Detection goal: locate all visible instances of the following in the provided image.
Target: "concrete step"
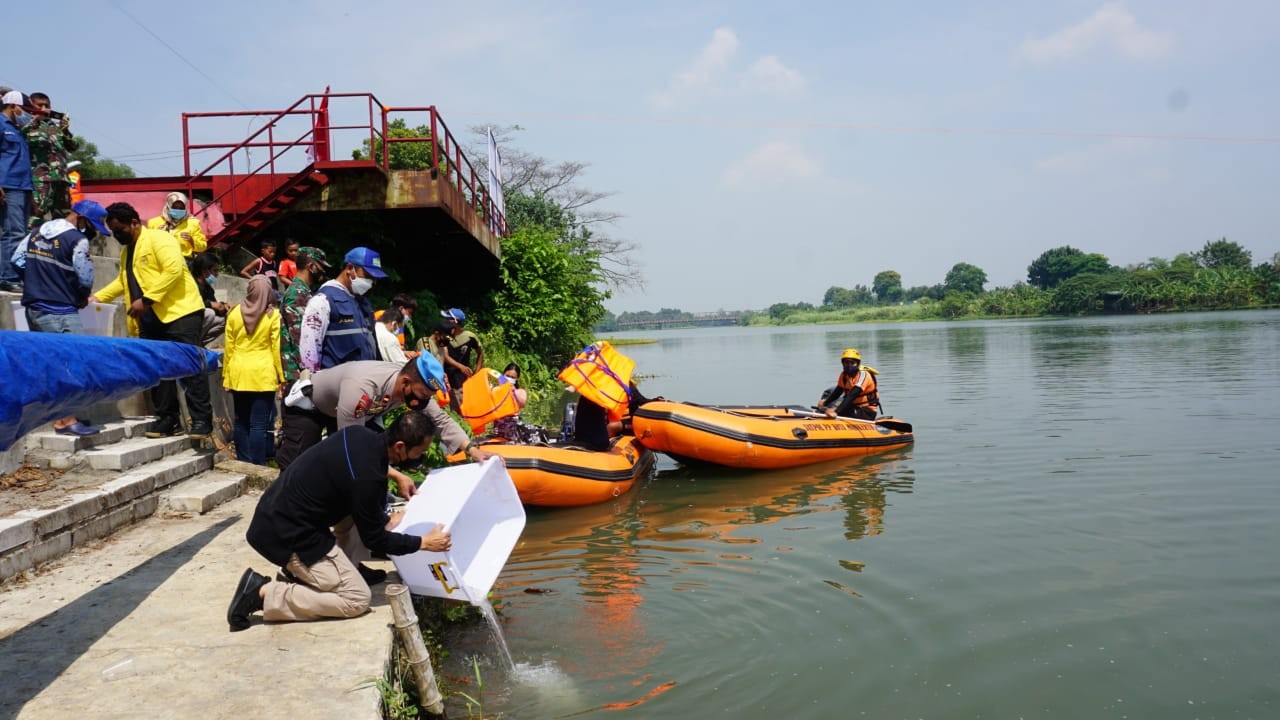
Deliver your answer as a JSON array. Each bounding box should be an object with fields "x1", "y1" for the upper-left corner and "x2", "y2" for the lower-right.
[
  {"x1": 30, "y1": 418, "x2": 155, "y2": 453},
  {"x1": 0, "y1": 449, "x2": 214, "y2": 582},
  {"x1": 83, "y1": 434, "x2": 193, "y2": 472},
  {"x1": 161, "y1": 470, "x2": 247, "y2": 515}
]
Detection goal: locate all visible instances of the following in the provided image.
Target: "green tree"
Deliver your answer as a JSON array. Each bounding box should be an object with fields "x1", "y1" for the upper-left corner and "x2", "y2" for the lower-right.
[
  {"x1": 1192, "y1": 238, "x2": 1252, "y2": 270},
  {"x1": 823, "y1": 286, "x2": 855, "y2": 307},
  {"x1": 71, "y1": 139, "x2": 135, "y2": 180},
  {"x1": 1027, "y1": 246, "x2": 1112, "y2": 289},
  {"x1": 905, "y1": 284, "x2": 944, "y2": 302},
  {"x1": 872, "y1": 270, "x2": 904, "y2": 303},
  {"x1": 486, "y1": 224, "x2": 607, "y2": 364},
  {"x1": 939, "y1": 291, "x2": 975, "y2": 318},
  {"x1": 352, "y1": 118, "x2": 437, "y2": 171},
  {"x1": 944, "y1": 262, "x2": 988, "y2": 295}
]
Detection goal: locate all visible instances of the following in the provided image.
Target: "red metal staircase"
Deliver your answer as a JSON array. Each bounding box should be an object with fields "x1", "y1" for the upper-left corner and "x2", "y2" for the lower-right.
[{"x1": 176, "y1": 92, "x2": 506, "y2": 249}]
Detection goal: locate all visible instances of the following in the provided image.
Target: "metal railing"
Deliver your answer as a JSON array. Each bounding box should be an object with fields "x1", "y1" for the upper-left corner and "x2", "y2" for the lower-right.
[{"x1": 180, "y1": 92, "x2": 507, "y2": 238}]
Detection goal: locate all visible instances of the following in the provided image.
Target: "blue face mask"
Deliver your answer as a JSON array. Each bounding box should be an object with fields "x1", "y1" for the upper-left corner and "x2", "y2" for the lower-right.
[
  {"x1": 14, "y1": 111, "x2": 32, "y2": 128},
  {"x1": 169, "y1": 208, "x2": 188, "y2": 221},
  {"x1": 205, "y1": 274, "x2": 217, "y2": 287}
]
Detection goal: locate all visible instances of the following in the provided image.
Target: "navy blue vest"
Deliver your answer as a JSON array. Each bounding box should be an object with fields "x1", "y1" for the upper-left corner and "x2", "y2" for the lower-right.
[
  {"x1": 318, "y1": 284, "x2": 377, "y2": 369},
  {"x1": 22, "y1": 224, "x2": 88, "y2": 311}
]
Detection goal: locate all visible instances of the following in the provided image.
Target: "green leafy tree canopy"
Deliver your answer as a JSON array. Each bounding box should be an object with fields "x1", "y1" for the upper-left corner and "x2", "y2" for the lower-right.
[
  {"x1": 1027, "y1": 246, "x2": 1112, "y2": 289},
  {"x1": 944, "y1": 262, "x2": 988, "y2": 295},
  {"x1": 71, "y1": 139, "x2": 135, "y2": 180},
  {"x1": 1193, "y1": 238, "x2": 1252, "y2": 270},
  {"x1": 873, "y1": 270, "x2": 904, "y2": 303}
]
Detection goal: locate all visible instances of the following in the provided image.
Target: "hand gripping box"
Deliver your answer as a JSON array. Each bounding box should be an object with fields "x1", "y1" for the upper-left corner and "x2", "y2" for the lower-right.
[{"x1": 391, "y1": 457, "x2": 526, "y2": 605}]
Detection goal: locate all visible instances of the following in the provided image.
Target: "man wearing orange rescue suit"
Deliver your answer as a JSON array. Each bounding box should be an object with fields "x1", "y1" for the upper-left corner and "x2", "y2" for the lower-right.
[{"x1": 819, "y1": 348, "x2": 880, "y2": 421}]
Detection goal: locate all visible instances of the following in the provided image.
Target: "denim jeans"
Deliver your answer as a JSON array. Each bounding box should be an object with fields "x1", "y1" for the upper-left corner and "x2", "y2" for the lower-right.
[
  {"x1": 25, "y1": 307, "x2": 83, "y2": 334},
  {"x1": 231, "y1": 390, "x2": 275, "y2": 465},
  {"x1": 1, "y1": 188, "x2": 29, "y2": 285}
]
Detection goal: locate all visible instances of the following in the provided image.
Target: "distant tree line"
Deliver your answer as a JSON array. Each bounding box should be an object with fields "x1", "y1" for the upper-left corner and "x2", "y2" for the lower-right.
[
  {"x1": 800, "y1": 239, "x2": 1280, "y2": 320},
  {"x1": 623, "y1": 239, "x2": 1278, "y2": 326}
]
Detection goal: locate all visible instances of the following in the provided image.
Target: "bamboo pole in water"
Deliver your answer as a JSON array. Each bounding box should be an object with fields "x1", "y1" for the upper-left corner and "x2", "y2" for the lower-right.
[{"x1": 386, "y1": 583, "x2": 445, "y2": 716}]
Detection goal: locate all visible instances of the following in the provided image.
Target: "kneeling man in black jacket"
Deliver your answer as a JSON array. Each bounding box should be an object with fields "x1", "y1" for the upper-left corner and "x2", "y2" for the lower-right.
[{"x1": 227, "y1": 411, "x2": 450, "y2": 631}]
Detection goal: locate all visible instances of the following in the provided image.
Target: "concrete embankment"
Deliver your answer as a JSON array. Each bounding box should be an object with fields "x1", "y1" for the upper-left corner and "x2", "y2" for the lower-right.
[{"x1": 0, "y1": 492, "x2": 396, "y2": 720}]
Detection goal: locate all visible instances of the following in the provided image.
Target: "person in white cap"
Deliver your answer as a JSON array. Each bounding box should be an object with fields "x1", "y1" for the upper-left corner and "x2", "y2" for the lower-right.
[{"x1": 1, "y1": 89, "x2": 34, "y2": 293}]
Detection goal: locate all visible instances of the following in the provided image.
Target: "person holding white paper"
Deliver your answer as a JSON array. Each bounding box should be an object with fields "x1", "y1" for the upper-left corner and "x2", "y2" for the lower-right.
[{"x1": 227, "y1": 411, "x2": 451, "y2": 632}]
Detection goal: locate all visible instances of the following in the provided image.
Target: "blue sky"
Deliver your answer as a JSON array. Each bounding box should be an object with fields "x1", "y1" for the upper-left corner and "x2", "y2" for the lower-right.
[{"x1": 5, "y1": 1, "x2": 1278, "y2": 312}]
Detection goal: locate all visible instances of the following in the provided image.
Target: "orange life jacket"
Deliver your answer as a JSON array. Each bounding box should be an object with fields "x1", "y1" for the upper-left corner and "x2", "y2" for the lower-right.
[
  {"x1": 459, "y1": 368, "x2": 521, "y2": 434},
  {"x1": 558, "y1": 342, "x2": 636, "y2": 418},
  {"x1": 835, "y1": 368, "x2": 880, "y2": 411},
  {"x1": 69, "y1": 171, "x2": 83, "y2": 204}
]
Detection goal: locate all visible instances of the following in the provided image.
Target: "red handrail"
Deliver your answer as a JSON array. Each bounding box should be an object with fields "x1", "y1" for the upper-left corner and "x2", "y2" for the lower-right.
[{"x1": 181, "y1": 92, "x2": 508, "y2": 240}]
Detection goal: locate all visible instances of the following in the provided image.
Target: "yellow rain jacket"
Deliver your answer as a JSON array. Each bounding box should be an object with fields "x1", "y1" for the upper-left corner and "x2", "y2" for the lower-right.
[
  {"x1": 94, "y1": 227, "x2": 205, "y2": 337},
  {"x1": 146, "y1": 215, "x2": 207, "y2": 257},
  {"x1": 223, "y1": 306, "x2": 284, "y2": 393}
]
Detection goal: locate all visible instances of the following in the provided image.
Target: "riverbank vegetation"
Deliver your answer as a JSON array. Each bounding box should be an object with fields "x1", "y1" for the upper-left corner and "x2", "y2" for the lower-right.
[{"x1": 599, "y1": 241, "x2": 1280, "y2": 329}]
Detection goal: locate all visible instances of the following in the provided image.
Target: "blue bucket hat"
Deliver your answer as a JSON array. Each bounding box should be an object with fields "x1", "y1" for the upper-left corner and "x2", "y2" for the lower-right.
[
  {"x1": 416, "y1": 353, "x2": 446, "y2": 393},
  {"x1": 343, "y1": 246, "x2": 388, "y2": 278},
  {"x1": 72, "y1": 200, "x2": 110, "y2": 237}
]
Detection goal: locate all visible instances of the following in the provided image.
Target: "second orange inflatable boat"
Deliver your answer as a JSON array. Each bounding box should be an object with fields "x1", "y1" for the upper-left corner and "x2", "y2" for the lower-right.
[
  {"x1": 631, "y1": 401, "x2": 914, "y2": 469},
  {"x1": 475, "y1": 435, "x2": 655, "y2": 507}
]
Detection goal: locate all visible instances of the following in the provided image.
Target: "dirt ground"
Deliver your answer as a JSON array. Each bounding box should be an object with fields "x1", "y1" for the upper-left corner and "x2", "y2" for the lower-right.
[{"x1": 0, "y1": 465, "x2": 107, "y2": 517}]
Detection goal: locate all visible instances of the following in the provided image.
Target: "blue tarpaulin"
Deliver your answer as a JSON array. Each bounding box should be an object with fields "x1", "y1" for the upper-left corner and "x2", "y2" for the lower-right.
[{"x1": 0, "y1": 330, "x2": 220, "y2": 451}]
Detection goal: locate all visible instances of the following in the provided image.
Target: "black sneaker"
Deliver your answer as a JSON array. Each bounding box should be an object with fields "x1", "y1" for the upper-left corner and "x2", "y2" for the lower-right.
[
  {"x1": 356, "y1": 563, "x2": 387, "y2": 586},
  {"x1": 145, "y1": 417, "x2": 183, "y2": 438},
  {"x1": 187, "y1": 421, "x2": 214, "y2": 440},
  {"x1": 227, "y1": 568, "x2": 270, "y2": 632}
]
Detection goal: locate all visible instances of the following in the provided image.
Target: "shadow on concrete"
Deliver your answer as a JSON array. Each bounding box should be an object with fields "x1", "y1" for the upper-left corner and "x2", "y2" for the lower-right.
[{"x1": 0, "y1": 516, "x2": 239, "y2": 719}]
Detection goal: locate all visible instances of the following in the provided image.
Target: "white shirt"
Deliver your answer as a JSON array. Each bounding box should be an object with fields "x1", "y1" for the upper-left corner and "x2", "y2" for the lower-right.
[{"x1": 375, "y1": 322, "x2": 408, "y2": 364}]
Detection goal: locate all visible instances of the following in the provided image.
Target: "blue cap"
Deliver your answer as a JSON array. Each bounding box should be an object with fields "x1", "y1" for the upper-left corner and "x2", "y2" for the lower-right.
[
  {"x1": 342, "y1": 246, "x2": 388, "y2": 278},
  {"x1": 72, "y1": 200, "x2": 110, "y2": 237},
  {"x1": 416, "y1": 353, "x2": 446, "y2": 393},
  {"x1": 440, "y1": 307, "x2": 466, "y2": 323}
]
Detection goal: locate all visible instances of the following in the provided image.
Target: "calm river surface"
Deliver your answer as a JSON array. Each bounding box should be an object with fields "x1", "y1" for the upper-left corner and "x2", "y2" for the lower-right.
[{"x1": 442, "y1": 310, "x2": 1280, "y2": 719}]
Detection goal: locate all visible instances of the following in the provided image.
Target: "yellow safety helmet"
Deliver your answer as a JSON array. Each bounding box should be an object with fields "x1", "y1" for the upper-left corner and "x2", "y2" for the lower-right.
[{"x1": 840, "y1": 348, "x2": 862, "y2": 361}]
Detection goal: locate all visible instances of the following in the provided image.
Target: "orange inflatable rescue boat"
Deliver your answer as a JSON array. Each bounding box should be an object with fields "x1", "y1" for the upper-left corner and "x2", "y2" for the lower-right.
[
  {"x1": 474, "y1": 435, "x2": 655, "y2": 507},
  {"x1": 631, "y1": 401, "x2": 913, "y2": 469}
]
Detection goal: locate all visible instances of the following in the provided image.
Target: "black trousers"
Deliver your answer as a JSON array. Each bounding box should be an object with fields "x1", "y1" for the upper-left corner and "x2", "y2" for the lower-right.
[
  {"x1": 141, "y1": 309, "x2": 212, "y2": 426},
  {"x1": 275, "y1": 388, "x2": 337, "y2": 470}
]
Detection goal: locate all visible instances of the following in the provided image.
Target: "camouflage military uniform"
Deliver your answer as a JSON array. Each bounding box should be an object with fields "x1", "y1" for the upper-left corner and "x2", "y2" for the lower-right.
[{"x1": 23, "y1": 116, "x2": 78, "y2": 228}]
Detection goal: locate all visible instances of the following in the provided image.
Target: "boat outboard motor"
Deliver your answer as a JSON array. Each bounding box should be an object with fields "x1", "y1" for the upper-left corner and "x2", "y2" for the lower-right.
[
  {"x1": 560, "y1": 402, "x2": 577, "y2": 443},
  {"x1": 818, "y1": 386, "x2": 838, "y2": 408}
]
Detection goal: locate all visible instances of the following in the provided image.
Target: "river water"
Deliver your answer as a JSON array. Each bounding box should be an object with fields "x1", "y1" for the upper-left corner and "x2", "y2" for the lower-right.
[{"x1": 441, "y1": 310, "x2": 1280, "y2": 719}]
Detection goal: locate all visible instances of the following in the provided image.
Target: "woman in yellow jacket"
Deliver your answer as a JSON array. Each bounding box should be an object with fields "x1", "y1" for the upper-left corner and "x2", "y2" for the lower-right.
[
  {"x1": 223, "y1": 276, "x2": 283, "y2": 465},
  {"x1": 146, "y1": 191, "x2": 207, "y2": 259}
]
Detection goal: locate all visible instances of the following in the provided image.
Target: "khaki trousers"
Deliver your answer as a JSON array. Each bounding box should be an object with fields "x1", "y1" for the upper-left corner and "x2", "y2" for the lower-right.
[
  {"x1": 261, "y1": 545, "x2": 371, "y2": 622},
  {"x1": 332, "y1": 516, "x2": 372, "y2": 564}
]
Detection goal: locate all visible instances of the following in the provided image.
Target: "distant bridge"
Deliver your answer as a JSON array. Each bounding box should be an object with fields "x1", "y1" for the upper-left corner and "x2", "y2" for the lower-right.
[{"x1": 614, "y1": 312, "x2": 743, "y2": 330}]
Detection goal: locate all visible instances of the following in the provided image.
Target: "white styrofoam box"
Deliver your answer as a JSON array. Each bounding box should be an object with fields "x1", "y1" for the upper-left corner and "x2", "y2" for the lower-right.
[
  {"x1": 10, "y1": 301, "x2": 117, "y2": 337},
  {"x1": 391, "y1": 457, "x2": 526, "y2": 605}
]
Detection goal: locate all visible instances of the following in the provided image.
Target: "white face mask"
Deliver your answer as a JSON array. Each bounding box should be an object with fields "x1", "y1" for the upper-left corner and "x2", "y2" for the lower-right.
[{"x1": 350, "y1": 277, "x2": 374, "y2": 296}]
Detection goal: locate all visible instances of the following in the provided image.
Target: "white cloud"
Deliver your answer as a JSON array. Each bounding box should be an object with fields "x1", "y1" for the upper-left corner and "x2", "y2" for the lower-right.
[
  {"x1": 720, "y1": 140, "x2": 820, "y2": 189},
  {"x1": 652, "y1": 27, "x2": 740, "y2": 108},
  {"x1": 1020, "y1": 4, "x2": 1173, "y2": 63},
  {"x1": 746, "y1": 55, "x2": 807, "y2": 96},
  {"x1": 652, "y1": 28, "x2": 806, "y2": 107}
]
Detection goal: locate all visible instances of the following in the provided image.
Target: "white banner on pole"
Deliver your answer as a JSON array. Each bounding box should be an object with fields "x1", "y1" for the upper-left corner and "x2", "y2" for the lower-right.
[{"x1": 487, "y1": 127, "x2": 505, "y2": 229}]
